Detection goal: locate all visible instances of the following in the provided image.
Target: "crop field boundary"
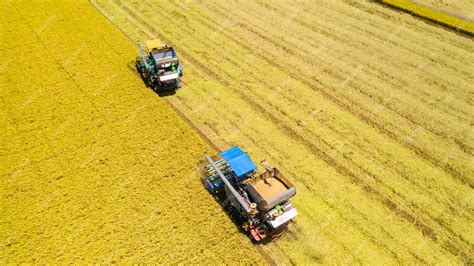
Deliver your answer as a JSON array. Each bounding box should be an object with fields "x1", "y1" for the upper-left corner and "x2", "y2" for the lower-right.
[
  {"x1": 2, "y1": 1, "x2": 270, "y2": 263},
  {"x1": 89, "y1": 0, "x2": 280, "y2": 264},
  {"x1": 89, "y1": 1, "x2": 352, "y2": 264},
  {"x1": 376, "y1": 0, "x2": 474, "y2": 36}
]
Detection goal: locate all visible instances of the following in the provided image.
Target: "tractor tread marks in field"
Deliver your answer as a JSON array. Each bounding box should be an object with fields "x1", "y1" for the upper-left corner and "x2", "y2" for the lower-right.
[
  {"x1": 154, "y1": 0, "x2": 472, "y2": 210},
  {"x1": 248, "y1": 0, "x2": 474, "y2": 152},
  {"x1": 170, "y1": 0, "x2": 474, "y2": 190},
  {"x1": 178, "y1": 1, "x2": 472, "y2": 220},
  {"x1": 210, "y1": 1, "x2": 474, "y2": 184},
  {"x1": 150, "y1": 0, "x2": 472, "y2": 252},
  {"x1": 104, "y1": 0, "x2": 472, "y2": 261}
]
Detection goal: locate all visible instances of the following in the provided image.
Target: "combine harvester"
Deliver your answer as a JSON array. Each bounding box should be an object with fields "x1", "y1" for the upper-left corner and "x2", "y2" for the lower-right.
[
  {"x1": 135, "y1": 39, "x2": 183, "y2": 90},
  {"x1": 204, "y1": 146, "x2": 297, "y2": 241}
]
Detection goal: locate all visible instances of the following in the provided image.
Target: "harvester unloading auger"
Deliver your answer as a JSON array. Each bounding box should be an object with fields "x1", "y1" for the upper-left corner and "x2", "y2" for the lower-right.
[
  {"x1": 135, "y1": 39, "x2": 183, "y2": 90},
  {"x1": 204, "y1": 146, "x2": 298, "y2": 241}
]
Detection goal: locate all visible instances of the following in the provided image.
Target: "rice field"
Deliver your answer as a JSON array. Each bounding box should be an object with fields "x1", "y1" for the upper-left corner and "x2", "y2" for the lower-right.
[
  {"x1": 0, "y1": 0, "x2": 262, "y2": 263},
  {"x1": 1, "y1": 0, "x2": 473, "y2": 264},
  {"x1": 93, "y1": 0, "x2": 473, "y2": 264}
]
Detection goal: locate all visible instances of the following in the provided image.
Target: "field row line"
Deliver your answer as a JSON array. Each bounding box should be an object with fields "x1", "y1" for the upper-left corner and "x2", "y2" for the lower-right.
[
  {"x1": 257, "y1": 0, "x2": 473, "y2": 88},
  {"x1": 244, "y1": 0, "x2": 473, "y2": 148},
  {"x1": 197, "y1": 2, "x2": 474, "y2": 221},
  {"x1": 169, "y1": 0, "x2": 474, "y2": 188},
  {"x1": 117, "y1": 0, "x2": 471, "y2": 259},
  {"x1": 162, "y1": 0, "x2": 473, "y2": 222},
  {"x1": 174, "y1": 68, "x2": 426, "y2": 263},
  {"x1": 258, "y1": 0, "x2": 474, "y2": 121}
]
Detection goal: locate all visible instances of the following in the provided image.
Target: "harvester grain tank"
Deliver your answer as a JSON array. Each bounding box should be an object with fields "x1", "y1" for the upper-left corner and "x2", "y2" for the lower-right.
[
  {"x1": 135, "y1": 39, "x2": 183, "y2": 90},
  {"x1": 204, "y1": 146, "x2": 297, "y2": 241}
]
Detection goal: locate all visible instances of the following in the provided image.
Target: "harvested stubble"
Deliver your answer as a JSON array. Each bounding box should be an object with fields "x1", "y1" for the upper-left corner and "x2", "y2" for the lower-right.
[{"x1": 94, "y1": 0, "x2": 473, "y2": 264}]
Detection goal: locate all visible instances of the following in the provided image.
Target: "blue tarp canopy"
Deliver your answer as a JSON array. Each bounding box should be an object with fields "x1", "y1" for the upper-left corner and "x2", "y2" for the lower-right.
[{"x1": 220, "y1": 146, "x2": 256, "y2": 179}]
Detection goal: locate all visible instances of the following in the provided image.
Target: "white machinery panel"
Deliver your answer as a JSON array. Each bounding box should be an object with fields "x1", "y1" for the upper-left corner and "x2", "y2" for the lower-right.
[
  {"x1": 159, "y1": 72, "x2": 179, "y2": 81},
  {"x1": 269, "y1": 208, "x2": 298, "y2": 228}
]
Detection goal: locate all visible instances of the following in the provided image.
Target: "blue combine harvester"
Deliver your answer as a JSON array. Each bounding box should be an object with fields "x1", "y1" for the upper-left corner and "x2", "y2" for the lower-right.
[{"x1": 204, "y1": 146, "x2": 297, "y2": 241}]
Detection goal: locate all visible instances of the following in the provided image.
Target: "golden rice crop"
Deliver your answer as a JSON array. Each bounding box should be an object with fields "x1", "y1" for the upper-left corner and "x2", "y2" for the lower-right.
[
  {"x1": 0, "y1": 0, "x2": 263, "y2": 263},
  {"x1": 2, "y1": 0, "x2": 473, "y2": 264}
]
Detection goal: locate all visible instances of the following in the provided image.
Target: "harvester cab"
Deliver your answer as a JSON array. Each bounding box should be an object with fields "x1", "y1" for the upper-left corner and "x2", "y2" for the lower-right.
[
  {"x1": 135, "y1": 39, "x2": 183, "y2": 90},
  {"x1": 204, "y1": 146, "x2": 298, "y2": 241}
]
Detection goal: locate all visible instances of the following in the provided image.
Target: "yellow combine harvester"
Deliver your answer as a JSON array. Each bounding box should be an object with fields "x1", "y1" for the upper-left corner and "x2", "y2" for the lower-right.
[{"x1": 135, "y1": 39, "x2": 183, "y2": 90}]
